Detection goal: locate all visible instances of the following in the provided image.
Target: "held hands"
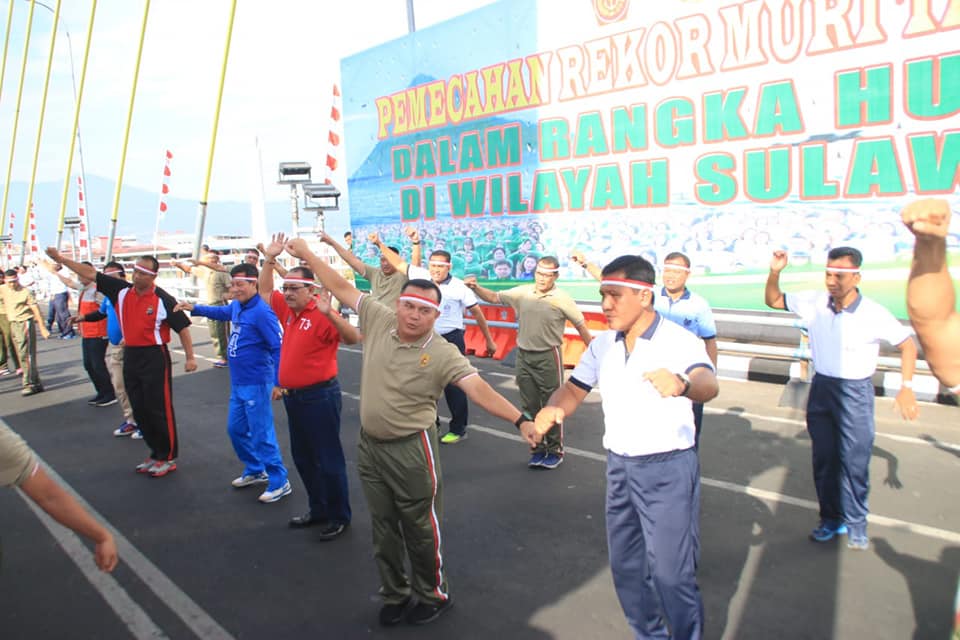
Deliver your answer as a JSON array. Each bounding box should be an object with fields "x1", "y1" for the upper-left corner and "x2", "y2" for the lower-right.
[
  {"x1": 518, "y1": 421, "x2": 540, "y2": 447},
  {"x1": 533, "y1": 406, "x2": 564, "y2": 437},
  {"x1": 769, "y1": 250, "x2": 788, "y2": 273},
  {"x1": 893, "y1": 387, "x2": 919, "y2": 421},
  {"x1": 264, "y1": 232, "x2": 287, "y2": 259},
  {"x1": 173, "y1": 302, "x2": 194, "y2": 313},
  {"x1": 643, "y1": 369, "x2": 686, "y2": 398},
  {"x1": 901, "y1": 198, "x2": 951, "y2": 239}
]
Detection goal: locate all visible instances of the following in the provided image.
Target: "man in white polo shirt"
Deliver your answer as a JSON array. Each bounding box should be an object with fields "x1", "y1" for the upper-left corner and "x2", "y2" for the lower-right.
[
  {"x1": 533, "y1": 254, "x2": 718, "y2": 640},
  {"x1": 765, "y1": 246, "x2": 918, "y2": 551}
]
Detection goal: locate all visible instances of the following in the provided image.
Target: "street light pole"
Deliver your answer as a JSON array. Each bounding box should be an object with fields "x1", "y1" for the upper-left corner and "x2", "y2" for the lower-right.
[{"x1": 28, "y1": 0, "x2": 95, "y2": 254}]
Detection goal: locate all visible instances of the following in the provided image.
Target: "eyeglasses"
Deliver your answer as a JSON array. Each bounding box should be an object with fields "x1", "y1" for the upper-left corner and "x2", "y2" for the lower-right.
[{"x1": 281, "y1": 285, "x2": 306, "y2": 292}]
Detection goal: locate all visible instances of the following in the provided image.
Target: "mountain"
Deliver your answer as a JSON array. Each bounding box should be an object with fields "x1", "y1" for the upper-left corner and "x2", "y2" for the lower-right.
[{"x1": 0, "y1": 175, "x2": 350, "y2": 246}]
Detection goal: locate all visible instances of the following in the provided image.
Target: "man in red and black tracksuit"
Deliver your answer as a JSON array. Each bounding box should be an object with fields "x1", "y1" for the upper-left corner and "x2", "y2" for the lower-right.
[{"x1": 46, "y1": 249, "x2": 197, "y2": 477}]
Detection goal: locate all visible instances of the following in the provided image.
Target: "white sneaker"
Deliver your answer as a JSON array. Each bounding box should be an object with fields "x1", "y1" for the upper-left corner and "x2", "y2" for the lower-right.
[
  {"x1": 231, "y1": 472, "x2": 269, "y2": 488},
  {"x1": 132, "y1": 430, "x2": 144, "y2": 440},
  {"x1": 258, "y1": 481, "x2": 292, "y2": 503}
]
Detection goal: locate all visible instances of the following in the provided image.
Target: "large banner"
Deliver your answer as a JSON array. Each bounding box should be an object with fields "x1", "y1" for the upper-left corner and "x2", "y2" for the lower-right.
[{"x1": 341, "y1": 0, "x2": 959, "y2": 316}]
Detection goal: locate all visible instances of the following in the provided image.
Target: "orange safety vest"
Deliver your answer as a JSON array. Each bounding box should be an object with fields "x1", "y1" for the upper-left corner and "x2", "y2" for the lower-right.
[{"x1": 78, "y1": 287, "x2": 107, "y2": 338}]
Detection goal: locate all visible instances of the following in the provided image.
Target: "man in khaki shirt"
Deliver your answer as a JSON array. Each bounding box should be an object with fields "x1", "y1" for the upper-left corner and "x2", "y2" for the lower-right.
[
  {"x1": 174, "y1": 252, "x2": 232, "y2": 366},
  {"x1": 318, "y1": 231, "x2": 419, "y2": 308},
  {"x1": 466, "y1": 256, "x2": 593, "y2": 469},
  {"x1": 0, "y1": 270, "x2": 50, "y2": 395},
  {"x1": 283, "y1": 236, "x2": 537, "y2": 628}
]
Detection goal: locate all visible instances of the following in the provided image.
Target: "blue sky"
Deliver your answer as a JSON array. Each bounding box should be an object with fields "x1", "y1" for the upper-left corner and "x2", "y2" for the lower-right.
[{"x1": 0, "y1": 0, "x2": 495, "y2": 212}]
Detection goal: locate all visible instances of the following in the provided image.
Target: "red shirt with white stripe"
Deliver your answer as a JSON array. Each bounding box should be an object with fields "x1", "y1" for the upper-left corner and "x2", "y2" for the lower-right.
[
  {"x1": 95, "y1": 273, "x2": 190, "y2": 346},
  {"x1": 270, "y1": 290, "x2": 340, "y2": 388}
]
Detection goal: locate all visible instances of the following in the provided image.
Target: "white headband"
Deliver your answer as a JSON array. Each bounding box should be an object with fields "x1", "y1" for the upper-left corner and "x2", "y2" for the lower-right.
[
  {"x1": 601, "y1": 278, "x2": 654, "y2": 291},
  {"x1": 825, "y1": 267, "x2": 861, "y2": 274},
  {"x1": 134, "y1": 265, "x2": 157, "y2": 276},
  {"x1": 283, "y1": 277, "x2": 315, "y2": 286},
  {"x1": 398, "y1": 293, "x2": 440, "y2": 311},
  {"x1": 428, "y1": 260, "x2": 451, "y2": 266},
  {"x1": 231, "y1": 276, "x2": 258, "y2": 282},
  {"x1": 661, "y1": 265, "x2": 691, "y2": 272},
  {"x1": 536, "y1": 267, "x2": 560, "y2": 275}
]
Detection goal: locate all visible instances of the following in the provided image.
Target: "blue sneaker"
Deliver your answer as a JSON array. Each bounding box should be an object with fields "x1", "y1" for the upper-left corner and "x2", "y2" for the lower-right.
[
  {"x1": 810, "y1": 521, "x2": 848, "y2": 542},
  {"x1": 528, "y1": 452, "x2": 546, "y2": 468},
  {"x1": 540, "y1": 453, "x2": 564, "y2": 470},
  {"x1": 846, "y1": 534, "x2": 869, "y2": 550}
]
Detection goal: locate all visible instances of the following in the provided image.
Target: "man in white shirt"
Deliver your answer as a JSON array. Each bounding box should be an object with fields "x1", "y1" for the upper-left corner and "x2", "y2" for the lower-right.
[
  {"x1": 533, "y1": 254, "x2": 718, "y2": 640},
  {"x1": 765, "y1": 246, "x2": 918, "y2": 550},
  {"x1": 44, "y1": 264, "x2": 75, "y2": 339}
]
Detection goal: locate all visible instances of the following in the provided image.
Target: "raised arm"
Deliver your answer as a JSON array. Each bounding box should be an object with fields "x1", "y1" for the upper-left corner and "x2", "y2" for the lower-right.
[
  {"x1": 468, "y1": 305, "x2": 497, "y2": 356},
  {"x1": 369, "y1": 231, "x2": 408, "y2": 273},
  {"x1": 286, "y1": 237, "x2": 362, "y2": 309},
  {"x1": 405, "y1": 227, "x2": 422, "y2": 267},
  {"x1": 570, "y1": 250, "x2": 602, "y2": 281},
  {"x1": 764, "y1": 251, "x2": 789, "y2": 310},
  {"x1": 463, "y1": 275, "x2": 502, "y2": 304},
  {"x1": 40, "y1": 261, "x2": 80, "y2": 289},
  {"x1": 258, "y1": 233, "x2": 288, "y2": 297},
  {"x1": 172, "y1": 259, "x2": 192, "y2": 274},
  {"x1": 44, "y1": 247, "x2": 97, "y2": 282},
  {"x1": 316, "y1": 288, "x2": 362, "y2": 344},
  {"x1": 901, "y1": 198, "x2": 960, "y2": 388},
  {"x1": 320, "y1": 231, "x2": 368, "y2": 277}
]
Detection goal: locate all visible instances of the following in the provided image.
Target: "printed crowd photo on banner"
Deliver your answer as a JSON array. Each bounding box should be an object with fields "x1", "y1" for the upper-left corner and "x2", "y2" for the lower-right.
[{"x1": 340, "y1": 0, "x2": 959, "y2": 318}]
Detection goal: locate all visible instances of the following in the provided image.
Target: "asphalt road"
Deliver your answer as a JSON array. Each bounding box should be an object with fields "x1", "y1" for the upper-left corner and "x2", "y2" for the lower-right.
[{"x1": 1, "y1": 328, "x2": 958, "y2": 639}]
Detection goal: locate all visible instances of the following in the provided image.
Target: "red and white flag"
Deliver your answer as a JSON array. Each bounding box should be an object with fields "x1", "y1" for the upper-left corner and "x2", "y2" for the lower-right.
[
  {"x1": 28, "y1": 205, "x2": 39, "y2": 256},
  {"x1": 76, "y1": 176, "x2": 92, "y2": 261},
  {"x1": 158, "y1": 150, "x2": 173, "y2": 219},
  {"x1": 5, "y1": 212, "x2": 14, "y2": 265},
  {"x1": 325, "y1": 83, "x2": 342, "y2": 184}
]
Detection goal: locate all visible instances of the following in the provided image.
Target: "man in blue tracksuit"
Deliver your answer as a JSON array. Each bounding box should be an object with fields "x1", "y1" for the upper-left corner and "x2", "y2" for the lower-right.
[{"x1": 175, "y1": 262, "x2": 291, "y2": 504}]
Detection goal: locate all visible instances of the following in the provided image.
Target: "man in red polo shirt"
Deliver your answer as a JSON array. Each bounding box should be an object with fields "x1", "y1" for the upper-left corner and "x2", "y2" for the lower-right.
[
  {"x1": 259, "y1": 233, "x2": 361, "y2": 539},
  {"x1": 46, "y1": 249, "x2": 197, "y2": 477}
]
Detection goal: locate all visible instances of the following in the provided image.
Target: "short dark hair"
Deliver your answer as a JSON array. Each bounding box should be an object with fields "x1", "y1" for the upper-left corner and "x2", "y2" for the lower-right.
[
  {"x1": 430, "y1": 250, "x2": 451, "y2": 263},
  {"x1": 601, "y1": 254, "x2": 657, "y2": 286},
  {"x1": 827, "y1": 246, "x2": 862, "y2": 268},
  {"x1": 231, "y1": 263, "x2": 258, "y2": 278},
  {"x1": 494, "y1": 259, "x2": 512, "y2": 269},
  {"x1": 402, "y1": 278, "x2": 442, "y2": 304},
  {"x1": 4, "y1": 269, "x2": 16, "y2": 277},
  {"x1": 387, "y1": 245, "x2": 400, "y2": 255},
  {"x1": 139, "y1": 256, "x2": 160, "y2": 273},
  {"x1": 343, "y1": 231, "x2": 352, "y2": 238},
  {"x1": 663, "y1": 251, "x2": 691, "y2": 268},
  {"x1": 81, "y1": 261, "x2": 94, "y2": 268},
  {"x1": 104, "y1": 261, "x2": 125, "y2": 277}
]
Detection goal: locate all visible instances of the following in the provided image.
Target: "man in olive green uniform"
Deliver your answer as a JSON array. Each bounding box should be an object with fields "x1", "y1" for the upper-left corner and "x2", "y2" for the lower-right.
[
  {"x1": 466, "y1": 256, "x2": 593, "y2": 469},
  {"x1": 174, "y1": 253, "x2": 232, "y2": 366},
  {"x1": 318, "y1": 230, "x2": 420, "y2": 308},
  {"x1": 0, "y1": 289, "x2": 20, "y2": 376},
  {"x1": 284, "y1": 236, "x2": 537, "y2": 628},
  {"x1": 0, "y1": 270, "x2": 50, "y2": 395}
]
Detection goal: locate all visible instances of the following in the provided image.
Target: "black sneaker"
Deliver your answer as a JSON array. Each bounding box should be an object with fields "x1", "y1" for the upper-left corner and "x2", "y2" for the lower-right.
[
  {"x1": 405, "y1": 597, "x2": 452, "y2": 625},
  {"x1": 88, "y1": 396, "x2": 103, "y2": 406},
  {"x1": 95, "y1": 397, "x2": 119, "y2": 407},
  {"x1": 378, "y1": 597, "x2": 412, "y2": 627},
  {"x1": 317, "y1": 522, "x2": 349, "y2": 541}
]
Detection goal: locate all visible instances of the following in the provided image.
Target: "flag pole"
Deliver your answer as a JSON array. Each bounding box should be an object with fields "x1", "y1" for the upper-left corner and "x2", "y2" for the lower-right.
[
  {"x1": 154, "y1": 150, "x2": 172, "y2": 255},
  {"x1": 105, "y1": 0, "x2": 151, "y2": 263},
  {"x1": 192, "y1": 0, "x2": 237, "y2": 260},
  {"x1": 55, "y1": 0, "x2": 98, "y2": 253},
  {"x1": 20, "y1": 0, "x2": 62, "y2": 263},
  {"x1": 0, "y1": 0, "x2": 17, "y2": 236},
  {"x1": 1, "y1": 1, "x2": 35, "y2": 262}
]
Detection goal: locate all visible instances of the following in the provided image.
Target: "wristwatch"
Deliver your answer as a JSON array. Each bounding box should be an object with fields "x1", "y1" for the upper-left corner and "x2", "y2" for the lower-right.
[
  {"x1": 514, "y1": 411, "x2": 532, "y2": 429},
  {"x1": 675, "y1": 373, "x2": 691, "y2": 397}
]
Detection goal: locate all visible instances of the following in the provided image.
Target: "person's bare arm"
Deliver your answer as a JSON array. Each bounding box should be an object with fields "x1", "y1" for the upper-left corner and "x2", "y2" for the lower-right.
[
  {"x1": 30, "y1": 303, "x2": 51, "y2": 339},
  {"x1": 177, "y1": 327, "x2": 198, "y2": 372},
  {"x1": 532, "y1": 381, "x2": 591, "y2": 438},
  {"x1": 463, "y1": 275, "x2": 502, "y2": 304},
  {"x1": 20, "y1": 465, "x2": 118, "y2": 572},
  {"x1": 575, "y1": 322, "x2": 593, "y2": 346},
  {"x1": 315, "y1": 288, "x2": 362, "y2": 344},
  {"x1": 286, "y1": 238, "x2": 362, "y2": 309},
  {"x1": 259, "y1": 233, "x2": 286, "y2": 298},
  {"x1": 893, "y1": 337, "x2": 919, "y2": 420},
  {"x1": 704, "y1": 337, "x2": 718, "y2": 368},
  {"x1": 370, "y1": 232, "x2": 408, "y2": 273},
  {"x1": 405, "y1": 227, "x2": 422, "y2": 267},
  {"x1": 468, "y1": 305, "x2": 497, "y2": 356},
  {"x1": 320, "y1": 232, "x2": 368, "y2": 277},
  {"x1": 44, "y1": 247, "x2": 96, "y2": 282},
  {"x1": 643, "y1": 365, "x2": 719, "y2": 403},
  {"x1": 765, "y1": 251, "x2": 789, "y2": 310},
  {"x1": 902, "y1": 198, "x2": 960, "y2": 388},
  {"x1": 569, "y1": 251, "x2": 602, "y2": 281},
  {"x1": 456, "y1": 374, "x2": 538, "y2": 445},
  {"x1": 172, "y1": 260, "x2": 192, "y2": 274}
]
